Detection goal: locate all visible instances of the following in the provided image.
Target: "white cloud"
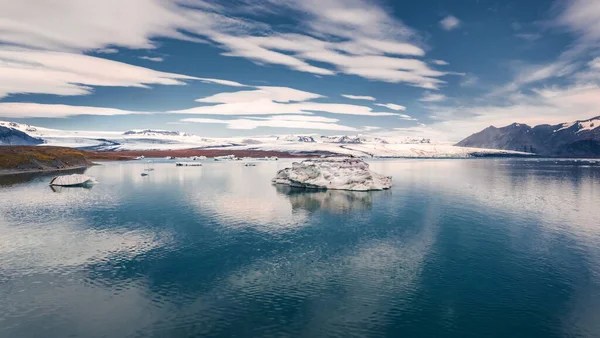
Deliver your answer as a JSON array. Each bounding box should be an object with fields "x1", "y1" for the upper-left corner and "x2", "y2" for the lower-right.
[
  {"x1": 138, "y1": 56, "x2": 164, "y2": 62},
  {"x1": 396, "y1": 83, "x2": 600, "y2": 141},
  {"x1": 171, "y1": 86, "x2": 398, "y2": 117},
  {"x1": 0, "y1": 103, "x2": 148, "y2": 118},
  {"x1": 432, "y1": 60, "x2": 449, "y2": 66},
  {"x1": 342, "y1": 94, "x2": 376, "y2": 101},
  {"x1": 419, "y1": 92, "x2": 447, "y2": 102},
  {"x1": 181, "y1": 114, "x2": 358, "y2": 131},
  {"x1": 197, "y1": 87, "x2": 323, "y2": 104},
  {"x1": 398, "y1": 114, "x2": 417, "y2": 121},
  {"x1": 490, "y1": 61, "x2": 578, "y2": 95},
  {"x1": 440, "y1": 16, "x2": 461, "y2": 31},
  {"x1": 96, "y1": 48, "x2": 119, "y2": 54},
  {"x1": 0, "y1": 48, "x2": 245, "y2": 99},
  {"x1": 557, "y1": 0, "x2": 600, "y2": 42},
  {"x1": 460, "y1": 74, "x2": 479, "y2": 87},
  {"x1": 0, "y1": 0, "x2": 456, "y2": 89},
  {"x1": 375, "y1": 103, "x2": 406, "y2": 111},
  {"x1": 362, "y1": 126, "x2": 381, "y2": 131}
]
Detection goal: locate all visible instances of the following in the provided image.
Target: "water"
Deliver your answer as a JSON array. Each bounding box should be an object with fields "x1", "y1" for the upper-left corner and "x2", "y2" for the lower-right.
[{"x1": 1, "y1": 158, "x2": 600, "y2": 338}]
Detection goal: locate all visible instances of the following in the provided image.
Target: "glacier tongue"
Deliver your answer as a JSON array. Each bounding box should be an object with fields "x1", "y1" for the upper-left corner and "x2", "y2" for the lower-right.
[{"x1": 272, "y1": 157, "x2": 392, "y2": 191}]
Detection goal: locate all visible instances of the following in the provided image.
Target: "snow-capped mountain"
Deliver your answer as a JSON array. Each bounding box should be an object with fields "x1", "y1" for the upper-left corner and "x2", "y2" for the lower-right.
[
  {"x1": 0, "y1": 123, "x2": 44, "y2": 145},
  {"x1": 123, "y1": 129, "x2": 191, "y2": 137},
  {"x1": 280, "y1": 135, "x2": 316, "y2": 143},
  {"x1": 321, "y1": 135, "x2": 362, "y2": 144},
  {"x1": 456, "y1": 116, "x2": 600, "y2": 157},
  {"x1": 0, "y1": 120, "x2": 529, "y2": 158}
]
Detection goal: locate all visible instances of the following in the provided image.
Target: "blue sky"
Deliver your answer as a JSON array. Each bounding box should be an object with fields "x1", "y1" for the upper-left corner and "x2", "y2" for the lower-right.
[{"x1": 1, "y1": 0, "x2": 599, "y2": 140}]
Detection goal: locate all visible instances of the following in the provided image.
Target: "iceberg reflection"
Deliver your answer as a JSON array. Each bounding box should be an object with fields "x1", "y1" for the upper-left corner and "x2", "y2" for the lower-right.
[{"x1": 276, "y1": 185, "x2": 391, "y2": 213}]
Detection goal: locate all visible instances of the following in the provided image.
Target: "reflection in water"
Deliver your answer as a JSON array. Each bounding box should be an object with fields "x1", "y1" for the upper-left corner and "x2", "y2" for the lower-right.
[
  {"x1": 0, "y1": 159, "x2": 600, "y2": 337},
  {"x1": 0, "y1": 167, "x2": 87, "y2": 187},
  {"x1": 275, "y1": 185, "x2": 391, "y2": 213},
  {"x1": 49, "y1": 184, "x2": 94, "y2": 193}
]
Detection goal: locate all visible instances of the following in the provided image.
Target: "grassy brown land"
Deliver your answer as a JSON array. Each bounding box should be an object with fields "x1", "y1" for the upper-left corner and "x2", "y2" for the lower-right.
[
  {"x1": 0, "y1": 146, "x2": 94, "y2": 173},
  {"x1": 111, "y1": 149, "x2": 317, "y2": 159},
  {"x1": 0, "y1": 146, "x2": 316, "y2": 175}
]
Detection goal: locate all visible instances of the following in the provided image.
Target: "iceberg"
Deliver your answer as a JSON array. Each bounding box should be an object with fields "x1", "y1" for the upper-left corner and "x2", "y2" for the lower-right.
[
  {"x1": 49, "y1": 174, "x2": 96, "y2": 187},
  {"x1": 176, "y1": 162, "x2": 202, "y2": 166},
  {"x1": 272, "y1": 157, "x2": 392, "y2": 191}
]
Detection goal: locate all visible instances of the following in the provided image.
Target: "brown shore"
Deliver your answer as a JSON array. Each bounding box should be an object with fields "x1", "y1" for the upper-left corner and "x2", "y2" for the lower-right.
[
  {"x1": 101, "y1": 149, "x2": 319, "y2": 159},
  {"x1": 0, "y1": 146, "x2": 319, "y2": 176}
]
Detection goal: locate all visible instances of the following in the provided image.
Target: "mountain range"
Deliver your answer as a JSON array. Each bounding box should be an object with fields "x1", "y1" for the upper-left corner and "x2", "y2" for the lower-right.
[
  {"x1": 0, "y1": 120, "x2": 523, "y2": 158},
  {"x1": 456, "y1": 116, "x2": 600, "y2": 157}
]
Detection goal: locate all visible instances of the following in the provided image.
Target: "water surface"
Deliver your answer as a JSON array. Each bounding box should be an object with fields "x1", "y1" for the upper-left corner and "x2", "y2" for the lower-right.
[{"x1": 1, "y1": 159, "x2": 599, "y2": 338}]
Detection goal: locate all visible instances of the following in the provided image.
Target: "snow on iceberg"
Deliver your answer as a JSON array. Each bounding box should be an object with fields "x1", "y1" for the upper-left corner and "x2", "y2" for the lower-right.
[
  {"x1": 49, "y1": 174, "x2": 96, "y2": 187},
  {"x1": 272, "y1": 157, "x2": 392, "y2": 191}
]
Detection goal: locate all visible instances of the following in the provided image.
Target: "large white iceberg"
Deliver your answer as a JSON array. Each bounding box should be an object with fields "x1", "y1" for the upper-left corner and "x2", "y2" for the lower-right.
[
  {"x1": 49, "y1": 174, "x2": 96, "y2": 187},
  {"x1": 272, "y1": 157, "x2": 392, "y2": 191}
]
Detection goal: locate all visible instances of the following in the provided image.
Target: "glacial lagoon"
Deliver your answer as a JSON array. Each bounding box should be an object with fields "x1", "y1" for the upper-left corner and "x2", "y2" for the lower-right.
[{"x1": 1, "y1": 158, "x2": 600, "y2": 337}]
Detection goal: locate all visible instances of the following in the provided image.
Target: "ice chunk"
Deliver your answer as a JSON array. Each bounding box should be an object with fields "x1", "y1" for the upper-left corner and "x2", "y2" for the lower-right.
[
  {"x1": 49, "y1": 174, "x2": 96, "y2": 187},
  {"x1": 272, "y1": 157, "x2": 392, "y2": 191}
]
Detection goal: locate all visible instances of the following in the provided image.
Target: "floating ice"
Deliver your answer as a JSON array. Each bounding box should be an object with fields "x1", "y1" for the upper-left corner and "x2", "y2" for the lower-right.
[
  {"x1": 272, "y1": 157, "x2": 392, "y2": 191},
  {"x1": 49, "y1": 174, "x2": 96, "y2": 187}
]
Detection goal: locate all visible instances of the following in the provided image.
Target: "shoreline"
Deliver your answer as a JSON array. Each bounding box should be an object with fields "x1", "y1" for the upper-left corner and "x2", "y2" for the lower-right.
[{"x1": 0, "y1": 165, "x2": 91, "y2": 177}]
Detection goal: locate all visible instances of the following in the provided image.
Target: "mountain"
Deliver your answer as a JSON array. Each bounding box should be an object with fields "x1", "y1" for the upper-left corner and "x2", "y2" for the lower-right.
[
  {"x1": 123, "y1": 129, "x2": 191, "y2": 137},
  {"x1": 280, "y1": 135, "x2": 316, "y2": 143},
  {"x1": 0, "y1": 122, "x2": 44, "y2": 145},
  {"x1": 0, "y1": 120, "x2": 531, "y2": 158},
  {"x1": 456, "y1": 116, "x2": 600, "y2": 157}
]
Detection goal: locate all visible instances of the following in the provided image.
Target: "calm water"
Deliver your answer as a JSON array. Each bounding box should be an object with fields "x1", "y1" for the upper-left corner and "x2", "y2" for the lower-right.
[{"x1": 1, "y1": 159, "x2": 600, "y2": 338}]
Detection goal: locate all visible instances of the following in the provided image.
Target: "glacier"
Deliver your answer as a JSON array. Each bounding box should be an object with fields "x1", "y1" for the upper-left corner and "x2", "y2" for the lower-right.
[
  {"x1": 0, "y1": 120, "x2": 532, "y2": 158},
  {"x1": 272, "y1": 157, "x2": 392, "y2": 191}
]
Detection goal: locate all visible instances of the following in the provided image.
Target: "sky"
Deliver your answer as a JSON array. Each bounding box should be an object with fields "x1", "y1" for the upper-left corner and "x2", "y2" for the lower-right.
[{"x1": 1, "y1": 0, "x2": 600, "y2": 141}]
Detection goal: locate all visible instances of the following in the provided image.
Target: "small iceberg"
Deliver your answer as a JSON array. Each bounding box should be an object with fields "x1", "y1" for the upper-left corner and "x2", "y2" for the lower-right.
[
  {"x1": 214, "y1": 155, "x2": 239, "y2": 161},
  {"x1": 135, "y1": 155, "x2": 145, "y2": 160},
  {"x1": 176, "y1": 162, "x2": 202, "y2": 167},
  {"x1": 272, "y1": 157, "x2": 392, "y2": 191},
  {"x1": 49, "y1": 174, "x2": 96, "y2": 187},
  {"x1": 258, "y1": 156, "x2": 279, "y2": 161}
]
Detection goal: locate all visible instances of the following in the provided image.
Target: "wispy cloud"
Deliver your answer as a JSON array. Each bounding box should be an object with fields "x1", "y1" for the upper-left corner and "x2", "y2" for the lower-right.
[
  {"x1": 431, "y1": 60, "x2": 449, "y2": 66},
  {"x1": 0, "y1": 103, "x2": 148, "y2": 118},
  {"x1": 374, "y1": 103, "x2": 406, "y2": 111},
  {"x1": 138, "y1": 56, "x2": 164, "y2": 62},
  {"x1": 0, "y1": 48, "x2": 247, "y2": 99},
  {"x1": 181, "y1": 114, "x2": 358, "y2": 131},
  {"x1": 0, "y1": 0, "x2": 455, "y2": 89},
  {"x1": 419, "y1": 92, "x2": 447, "y2": 102},
  {"x1": 0, "y1": 48, "x2": 203, "y2": 99},
  {"x1": 170, "y1": 86, "x2": 399, "y2": 117},
  {"x1": 362, "y1": 126, "x2": 381, "y2": 131},
  {"x1": 556, "y1": 0, "x2": 600, "y2": 43},
  {"x1": 95, "y1": 48, "x2": 119, "y2": 54},
  {"x1": 342, "y1": 94, "x2": 376, "y2": 101},
  {"x1": 440, "y1": 16, "x2": 461, "y2": 31}
]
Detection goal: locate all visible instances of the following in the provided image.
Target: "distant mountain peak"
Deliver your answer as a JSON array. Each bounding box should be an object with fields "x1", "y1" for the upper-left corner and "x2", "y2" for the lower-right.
[
  {"x1": 123, "y1": 129, "x2": 191, "y2": 137},
  {"x1": 457, "y1": 115, "x2": 600, "y2": 157}
]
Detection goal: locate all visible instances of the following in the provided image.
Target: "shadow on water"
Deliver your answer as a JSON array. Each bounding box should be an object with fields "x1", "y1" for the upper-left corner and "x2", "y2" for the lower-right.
[
  {"x1": 0, "y1": 167, "x2": 88, "y2": 187},
  {"x1": 275, "y1": 185, "x2": 391, "y2": 213},
  {"x1": 49, "y1": 184, "x2": 94, "y2": 193}
]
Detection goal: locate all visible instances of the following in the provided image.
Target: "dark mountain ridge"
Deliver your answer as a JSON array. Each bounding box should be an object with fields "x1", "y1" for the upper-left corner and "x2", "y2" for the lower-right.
[{"x1": 456, "y1": 116, "x2": 600, "y2": 157}]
